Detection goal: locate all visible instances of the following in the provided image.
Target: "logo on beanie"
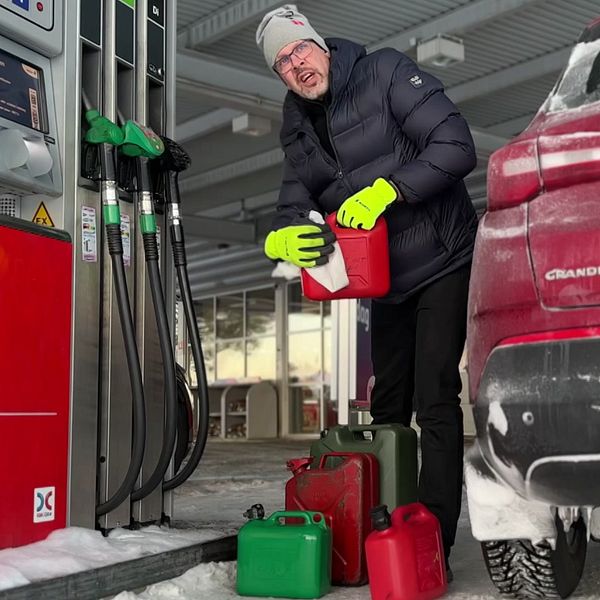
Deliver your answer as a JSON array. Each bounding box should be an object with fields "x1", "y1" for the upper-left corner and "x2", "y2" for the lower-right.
[{"x1": 291, "y1": 19, "x2": 305, "y2": 25}]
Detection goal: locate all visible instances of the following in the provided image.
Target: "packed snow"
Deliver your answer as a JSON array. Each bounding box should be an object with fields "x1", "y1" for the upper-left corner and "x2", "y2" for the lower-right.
[
  {"x1": 3, "y1": 440, "x2": 600, "y2": 600},
  {"x1": 0, "y1": 525, "x2": 223, "y2": 591}
]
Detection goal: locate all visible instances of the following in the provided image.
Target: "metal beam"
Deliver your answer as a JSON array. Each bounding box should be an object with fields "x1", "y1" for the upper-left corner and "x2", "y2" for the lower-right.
[
  {"x1": 447, "y1": 48, "x2": 569, "y2": 105},
  {"x1": 183, "y1": 215, "x2": 256, "y2": 243},
  {"x1": 471, "y1": 130, "x2": 507, "y2": 155},
  {"x1": 369, "y1": 0, "x2": 540, "y2": 53},
  {"x1": 176, "y1": 108, "x2": 242, "y2": 143},
  {"x1": 179, "y1": 147, "x2": 284, "y2": 194},
  {"x1": 176, "y1": 44, "x2": 552, "y2": 131},
  {"x1": 178, "y1": 0, "x2": 283, "y2": 48},
  {"x1": 488, "y1": 113, "x2": 536, "y2": 137},
  {"x1": 178, "y1": 128, "x2": 500, "y2": 196},
  {"x1": 188, "y1": 260, "x2": 270, "y2": 285},
  {"x1": 177, "y1": 51, "x2": 285, "y2": 119}
]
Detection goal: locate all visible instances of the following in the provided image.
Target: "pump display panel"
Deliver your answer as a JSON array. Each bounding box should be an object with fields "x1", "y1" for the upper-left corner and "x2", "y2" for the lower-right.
[{"x1": 0, "y1": 47, "x2": 48, "y2": 133}]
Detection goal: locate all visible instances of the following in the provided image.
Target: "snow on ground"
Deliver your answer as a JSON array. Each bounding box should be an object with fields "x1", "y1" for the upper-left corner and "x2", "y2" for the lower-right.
[
  {"x1": 3, "y1": 440, "x2": 600, "y2": 600},
  {"x1": 0, "y1": 525, "x2": 223, "y2": 591}
]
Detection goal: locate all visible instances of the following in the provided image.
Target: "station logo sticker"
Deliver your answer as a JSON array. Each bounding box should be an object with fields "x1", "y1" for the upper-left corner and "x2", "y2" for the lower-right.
[{"x1": 33, "y1": 486, "x2": 55, "y2": 523}]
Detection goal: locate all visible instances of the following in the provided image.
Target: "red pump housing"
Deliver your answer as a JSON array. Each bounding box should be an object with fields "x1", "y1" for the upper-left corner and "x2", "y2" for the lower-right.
[{"x1": 0, "y1": 217, "x2": 72, "y2": 549}]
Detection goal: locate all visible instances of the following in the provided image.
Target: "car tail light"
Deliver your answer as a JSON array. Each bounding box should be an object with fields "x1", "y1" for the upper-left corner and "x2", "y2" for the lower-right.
[
  {"x1": 487, "y1": 139, "x2": 541, "y2": 211},
  {"x1": 538, "y1": 133, "x2": 600, "y2": 192},
  {"x1": 498, "y1": 327, "x2": 600, "y2": 347}
]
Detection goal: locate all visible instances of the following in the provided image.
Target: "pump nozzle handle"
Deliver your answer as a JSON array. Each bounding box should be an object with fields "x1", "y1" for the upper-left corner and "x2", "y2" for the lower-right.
[
  {"x1": 120, "y1": 120, "x2": 164, "y2": 158},
  {"x1": 158, "y1": 136, "x2": 191, "y2": 175}
]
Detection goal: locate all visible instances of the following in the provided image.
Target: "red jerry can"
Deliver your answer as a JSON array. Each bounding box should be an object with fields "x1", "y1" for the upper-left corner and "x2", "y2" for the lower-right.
[
  {"x1": 301, "y1": 212, "x2": 390, "y2": 300},
  {"x1": 285, "y1": 452, "x2": 379, "y2": 585},
  {"x1": 365, "y1": 504, "x2": 447, "y2": 600}
]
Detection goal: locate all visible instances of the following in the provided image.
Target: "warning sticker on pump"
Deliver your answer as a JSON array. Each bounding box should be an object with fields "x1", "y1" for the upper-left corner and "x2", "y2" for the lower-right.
[
  {"x1": 32, "y1": 202, "x2": 55, "y2": 228},
  {"x1": 0, "y1": 48, "x2": 48, "y2": 133}
]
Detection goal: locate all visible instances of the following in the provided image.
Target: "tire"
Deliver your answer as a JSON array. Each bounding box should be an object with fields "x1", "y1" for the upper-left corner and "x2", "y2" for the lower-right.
[{"x1": 481, "y1": 515, "x2": 587, "y2": 599}]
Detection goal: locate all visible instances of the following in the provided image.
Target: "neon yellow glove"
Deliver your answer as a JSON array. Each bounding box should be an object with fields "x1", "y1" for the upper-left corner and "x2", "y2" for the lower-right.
[
  {"x1": 337, "y1": 178, "x2": 399, "y2": 230},
  {"x1": 264, "y1": 218, "x2": 336, "y2": 268}
]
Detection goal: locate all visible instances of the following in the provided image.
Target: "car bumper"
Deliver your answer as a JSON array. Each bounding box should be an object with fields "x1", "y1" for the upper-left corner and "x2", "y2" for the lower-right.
[{"x1": 473, "y1": 335, "x2": 600, "y2": 506}]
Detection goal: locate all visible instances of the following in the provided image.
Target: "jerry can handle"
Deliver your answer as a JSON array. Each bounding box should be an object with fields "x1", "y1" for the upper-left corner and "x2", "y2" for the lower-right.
[
  {"x1": 347, "y1": 423, "x2": 404, "y2": 441},
  {"x1": 347, "y1": 424, "x2": 396, "y2": 432},
  {"x1": 268, "y1": 511, "x2": 327, "y2": 529},
  {"x1": 392, "y1": 502, "x2": 427, "y2": 524},
  {"x1": 318, "y1": 452, "x2": 355, "y2": 469}
]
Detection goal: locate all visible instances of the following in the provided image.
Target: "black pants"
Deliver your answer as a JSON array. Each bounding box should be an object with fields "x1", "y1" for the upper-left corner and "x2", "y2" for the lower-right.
[{"x1": 370, "y1": 265, "x2": 470, "y2": 561}]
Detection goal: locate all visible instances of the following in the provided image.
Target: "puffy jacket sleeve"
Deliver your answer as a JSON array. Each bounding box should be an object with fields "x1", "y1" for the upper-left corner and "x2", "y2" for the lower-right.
[
  {"x1": 387, "y1": 54, "x2": 477, "y2": 203},
  {"x1": 271, "y1": 157, "x2": 323, "y2": 230}
]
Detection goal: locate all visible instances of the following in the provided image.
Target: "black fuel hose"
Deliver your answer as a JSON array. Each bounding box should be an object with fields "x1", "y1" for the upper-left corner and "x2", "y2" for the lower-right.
[
  {"x1": 96, "y1": 217, "x2": 147, "y2": 516},
  {"x1": 163, "y1": 214, "x2": 209, "y2": 490},
  {"x1": 130, "y1": 172, "x2": 178, "y2": 501}
]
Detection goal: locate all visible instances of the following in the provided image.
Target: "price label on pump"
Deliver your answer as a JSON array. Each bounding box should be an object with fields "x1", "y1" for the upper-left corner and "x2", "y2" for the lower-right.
[
  {"x1": 81, "y1": 206, "x2": 97, "y2": 263},
  {"x1": 121, "y1": 214, "x2": 131, "y2": 267}
]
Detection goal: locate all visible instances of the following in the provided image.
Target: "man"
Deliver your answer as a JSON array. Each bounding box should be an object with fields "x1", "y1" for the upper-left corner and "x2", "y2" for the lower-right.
[{"x1": 257, "y1": 5, "x2": 477, "y2": 578}]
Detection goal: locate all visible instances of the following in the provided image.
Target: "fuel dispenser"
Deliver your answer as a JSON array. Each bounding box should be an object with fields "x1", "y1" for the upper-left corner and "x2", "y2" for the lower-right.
[{"x1": 0, "y1": 0, "x2": 210, "y2": 552}]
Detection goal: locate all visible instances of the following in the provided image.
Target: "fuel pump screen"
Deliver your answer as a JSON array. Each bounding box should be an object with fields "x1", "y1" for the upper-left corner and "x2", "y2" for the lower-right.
[{"x1": 0, "y1": 48, "x2": 48, "y2": 133}]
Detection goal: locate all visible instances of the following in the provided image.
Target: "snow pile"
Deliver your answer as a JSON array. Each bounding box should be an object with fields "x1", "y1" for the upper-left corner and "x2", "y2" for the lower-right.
[
  {"x1": 113, "y1": 562, "x2": 240, "y2": 600},
  {"x1": 0, "y1": 525, "x2": 224, "y2": 591},
  {"x1": 110, "y1": 562, "x2": 498, "y2": 600}
]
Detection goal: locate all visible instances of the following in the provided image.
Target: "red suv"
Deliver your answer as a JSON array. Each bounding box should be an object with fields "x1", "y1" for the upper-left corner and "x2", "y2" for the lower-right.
[{"x1": 466, "y1": 17, "x2": 600, "y2": 599}]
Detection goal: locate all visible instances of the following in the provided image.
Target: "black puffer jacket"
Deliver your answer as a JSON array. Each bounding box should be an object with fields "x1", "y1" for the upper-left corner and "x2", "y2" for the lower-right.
[{"x1": 272, "y1": 38, "x2": 478, "y2": 302}]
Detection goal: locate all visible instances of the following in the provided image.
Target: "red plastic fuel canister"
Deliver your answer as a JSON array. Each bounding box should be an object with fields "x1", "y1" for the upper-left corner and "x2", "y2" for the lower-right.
[
  {"x1": 285, "y1": 452, "x2": 379, "y2": 585},
  {"x1": 366, "y1": 503, "x2": 447, "y2": 600},
  {"x1": 301, "y1": 212, "x2": 390, "y2": 300}
]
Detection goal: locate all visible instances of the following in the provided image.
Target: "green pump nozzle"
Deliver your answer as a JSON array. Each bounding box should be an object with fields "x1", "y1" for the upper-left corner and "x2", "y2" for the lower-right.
[
  {"x1": 83, "y1": 109, "x2": 124, "y2": 226},
  {"x1": 84, "y1": 110, "x2": 124, "y2": 146},
  {"x1": 121, "y1": 120, "x2": 164, "y2": 158}
]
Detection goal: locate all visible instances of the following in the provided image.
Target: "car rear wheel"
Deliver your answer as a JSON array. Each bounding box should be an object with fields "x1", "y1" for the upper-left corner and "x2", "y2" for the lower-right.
[{"x1": 481, "y1": 515, "x2": 587, "y2": 599}]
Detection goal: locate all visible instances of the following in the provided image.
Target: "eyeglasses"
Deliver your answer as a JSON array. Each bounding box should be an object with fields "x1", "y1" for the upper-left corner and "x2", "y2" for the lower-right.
[{"x1": 274, "y1": 41, "x2": 313, "y2": 74}]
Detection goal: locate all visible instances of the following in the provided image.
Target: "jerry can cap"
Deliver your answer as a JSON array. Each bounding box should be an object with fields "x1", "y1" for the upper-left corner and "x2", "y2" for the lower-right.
[
  {"x1": 243, "y1": 503, "x2": 265, "y2": 520},
  {"x1": 371, "y1": 505, "x2": 392, "y2": 531},
  {"x1": 287, "y1": 457, "x2": 314, "y2": 475}
]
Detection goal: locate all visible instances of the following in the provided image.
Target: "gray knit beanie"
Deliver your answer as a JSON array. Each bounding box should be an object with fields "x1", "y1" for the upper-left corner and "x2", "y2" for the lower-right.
[{"x1": 256, "y1": 4, "x2": 327, "y2": 68}]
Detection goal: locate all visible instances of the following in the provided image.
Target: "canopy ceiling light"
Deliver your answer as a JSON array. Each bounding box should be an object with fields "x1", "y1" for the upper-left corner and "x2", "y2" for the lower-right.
[
  {"x1": 417, "y1": 34, "x2": 465, "y2": 68},
  {"x1": 232, "y1": 113, "x2": 272, "y2": 136}
]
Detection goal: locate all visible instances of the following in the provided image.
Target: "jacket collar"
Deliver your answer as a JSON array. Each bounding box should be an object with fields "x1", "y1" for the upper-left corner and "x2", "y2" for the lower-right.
[{"x1": 280, "y1": 38, "x2": 366, "y2": 139}]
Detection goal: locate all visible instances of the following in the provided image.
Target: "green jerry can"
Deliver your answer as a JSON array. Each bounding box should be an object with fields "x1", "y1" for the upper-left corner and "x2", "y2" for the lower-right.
[
  {"x1": 310, "y1": 424, "x2": 418, "y2": 510},
  {"x1": 237, "y1": 510, "x2": 332, "y2": 599}
]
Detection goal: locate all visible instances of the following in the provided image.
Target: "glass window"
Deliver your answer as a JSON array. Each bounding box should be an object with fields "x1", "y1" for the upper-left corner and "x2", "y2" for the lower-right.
[
  {"x1": 288, "y1": 331, "x2": 322, "y2": 383},
  {"x1": 246, "y1": 288, "x2": 275, "y2": 337},
  {"x1": 194, "y1": 298, "x2": 214, "y2": 337},
  {"x1": 323, "y1": 328, "x2": 331, "y2": 386},
  {"x1": 216, "y1": 340, "x2": 244, "y2": 380},
  {"x1": 289, "y1": 384, "x2": 321, "y2": 434},
  {"x1": 323, "y1": 300, "x2": 331, "y2": 330},
  {"x1": 288, "y1": 283, "x2": 321, "y2": 332},
  {"x1": 216, "y1": 294, "x2": 244, "y2": 339},
  {"x1": 547, "y1": 37, "x2": 600, "y2": 112},
  {"x1": 189, "y1": 343, "x2": 215, "y2": 386},
  {"x1": 246, "y1": 337, "x2": 276, "y2": 380}
]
